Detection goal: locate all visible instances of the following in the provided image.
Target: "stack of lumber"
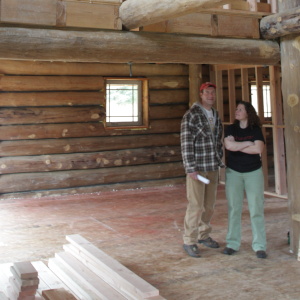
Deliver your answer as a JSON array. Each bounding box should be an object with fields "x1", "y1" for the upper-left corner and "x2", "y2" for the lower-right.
[
  {"x1": 48, "y1": 234, "x2": 165, "y2": 299},
  {"x1": 0, "y1": 234, "x2": 165, "y2": 299},
  {"x1": 7, "y1": 262, "x2": 39, "y2": 300}
]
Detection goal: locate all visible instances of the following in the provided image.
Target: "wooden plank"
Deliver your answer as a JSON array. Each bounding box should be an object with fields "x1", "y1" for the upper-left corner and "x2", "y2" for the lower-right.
[
  {"x1": 31, "y1": 261, "x2": 70, "y2": 291},
  {"x1": 42, "y1": 288, "x2": 77, "y2": 300},
  {"x1": 0, "y1": 146, "x2": 181, "y2": 174},
  {"x1": 0, "y1": 76, "x2": 104, "y2": 91},
  {"x1": 51, "y1": 253, "x2": 127, "y2": 300},
  {"x1": 0, "y1": 133, "x2": 180, "y2": 156},
  {"x1": 0, "y1": 161, "x2": 185, "y2": 193},
  {"x1": 48, "y1": 258, "x2": 99, "y2": 300},
  {"x1": 12, "y1": 262, "x2": 38, "y2": 280},
  {"x1": 0, "y1": 292, "x2": 8, "y2": 300},
  {"x1": 0, "y1": 0, "x2": 57, "y2": 26},
  {"x1": 65, "y1": 2, "x2": 121, "y2": 30},
  {"x1": 65, "y1": 234, "x2": 159, "y2": 299},
  {"x1": 217, "y1": 14, "x2": 260, "y2": 38},
  {"x1": 0, "y1": 92, "x2": 104, "y2": 107},
  {"x1": 0, "y1": 263, "x2": 12, "y2": 298},
  {"x1": 0, "y1": 119, "x2": 181, "y2": 140},
  {"x1": 0, "y1": 27, "x2": 281, "y2": 66}
]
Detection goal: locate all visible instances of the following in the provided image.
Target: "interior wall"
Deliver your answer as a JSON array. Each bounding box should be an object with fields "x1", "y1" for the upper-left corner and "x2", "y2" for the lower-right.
[{"x1": 0, "y1": 61, "x2": 188, "y2": 199}]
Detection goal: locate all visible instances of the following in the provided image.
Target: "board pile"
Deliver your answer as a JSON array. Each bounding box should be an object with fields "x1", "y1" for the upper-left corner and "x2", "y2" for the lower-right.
[{"x1": 0, "y1": 234, "x2": 166, "y2": 300}]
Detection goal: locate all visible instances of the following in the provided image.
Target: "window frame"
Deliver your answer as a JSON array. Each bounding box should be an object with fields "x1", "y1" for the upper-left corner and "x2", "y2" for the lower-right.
[{"x1": 104, "y1": 77, "x2": 149, "y2": 130}]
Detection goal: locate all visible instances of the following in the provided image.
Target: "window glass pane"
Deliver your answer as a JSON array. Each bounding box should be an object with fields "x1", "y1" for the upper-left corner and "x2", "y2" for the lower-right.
[{"x1": 106, "y1": 80, "x2": 142, "y2": 126}]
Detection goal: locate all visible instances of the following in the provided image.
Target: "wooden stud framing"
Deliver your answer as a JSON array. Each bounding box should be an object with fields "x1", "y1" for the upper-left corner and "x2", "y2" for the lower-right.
[
  {"x1": 241, "y1": 68, "x2": 250, "y2": 102},
  {"x1": 269, "y1": 66, "x2": 287, "y2": 195},
  {"x1": 228, "y1": 69, "x2": 236, "y2": 123}
]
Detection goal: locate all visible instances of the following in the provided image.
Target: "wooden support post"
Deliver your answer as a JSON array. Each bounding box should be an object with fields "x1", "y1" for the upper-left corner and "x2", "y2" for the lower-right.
[
  {"x1": 228, "y1": 69, "x2": 236, "y2": 123},
  {"x1": 269, "y1": 66, "x2": 287, "y2": 195},
  {"x1": 241, "y1": 68, "x2": 250, "y2": 102},
  {"x1": 189, "y1": 64, "x2": 202, "y2": 107},
  {"x1": 255, "y1": 67, "x2": 264, "y2": 119},
  {"x1": 279, "y1": 0, "x2": 300, "y2": 258},
  {"x1": 255, "y1": 67, "x2": 268, "y2": 189}
]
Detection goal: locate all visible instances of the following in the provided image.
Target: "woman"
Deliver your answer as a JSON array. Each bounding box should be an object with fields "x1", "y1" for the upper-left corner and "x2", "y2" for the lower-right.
[{"x1": 222, "y1": 101, "x2": 267, "y2": 259}]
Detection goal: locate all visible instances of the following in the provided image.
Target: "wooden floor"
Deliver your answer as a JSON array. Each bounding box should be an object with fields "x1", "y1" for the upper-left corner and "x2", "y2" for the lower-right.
[{"x1": 0, "y1": 184, "x2": 299, "y2": 300}]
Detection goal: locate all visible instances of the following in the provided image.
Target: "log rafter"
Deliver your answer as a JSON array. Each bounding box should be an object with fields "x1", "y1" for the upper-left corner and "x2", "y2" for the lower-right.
[{"x1": 119, "y1": 0, "x2": 242, "y2": 30}]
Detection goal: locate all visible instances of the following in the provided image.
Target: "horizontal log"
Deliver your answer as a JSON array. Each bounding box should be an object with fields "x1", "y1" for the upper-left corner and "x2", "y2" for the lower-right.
[
  {"x1": 0, "y1": 107, "x2": 105, "y2": 125},
  {"x1": 0, "y1": 133, "x2": 180, "y2": 156},
  {"x1": 0, "y1": 162, "x2": 185, "y2": 193},
  {"x1": 0, "y1": 146, "x2": 181, "y2": 174},
  {"x1": 0, "y1": 75, "x2": 104, "y2": 91},
  {"x1": 0, "y1": 60, "x2": 188, "y2": 76},
  {"x1": 0, "y1": 91, "x2": 104, "y2": 107},
  {"x1": 0, "y1": 27, "x2": 280, "y2": 65},
  {"x1": 260, "y1": 6, "x2": 300, "y2": 39},
  {"x1": 149, "y1": 76, "x2": 189, "y2": 90},
  {"x1": 0, "y1": 119, "x2": 181, "y2": 140},
  {"x1": 0, "y1": 177, "x2": 185, "y2": 200},
  {"x1": 149, "y1": 89, "x2": 189, "y2": 105},
  {"x1": 119, "y1": 0, "x2": 241, "y2": 30},
  {"x1": 150, "y1": 104, "x2": 188, "y2": 119}
]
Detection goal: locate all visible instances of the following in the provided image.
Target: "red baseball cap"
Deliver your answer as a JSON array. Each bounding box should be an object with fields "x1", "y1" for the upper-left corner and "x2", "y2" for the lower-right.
[{"x1": 200, "y1": 82, "x2": 216, "y2": 92}]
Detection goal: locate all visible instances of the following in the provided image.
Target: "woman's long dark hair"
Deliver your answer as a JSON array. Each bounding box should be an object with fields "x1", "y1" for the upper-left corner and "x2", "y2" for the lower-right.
[{"x1": 234, "y1": 100, "x2": 262, "y2": 128}]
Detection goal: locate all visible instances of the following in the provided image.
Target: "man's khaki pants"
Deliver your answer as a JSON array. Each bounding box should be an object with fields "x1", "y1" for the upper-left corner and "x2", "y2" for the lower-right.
[{"x1": 183, "y1": 170, "x2": 219, "y2": 245}]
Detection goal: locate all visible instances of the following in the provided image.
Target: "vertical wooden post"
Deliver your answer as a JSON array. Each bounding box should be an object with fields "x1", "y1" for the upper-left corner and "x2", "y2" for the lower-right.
[
  {"x1": 241, "y1": 68, "x2": 250, "y2": 102},
  {"x1": 214, "y1": 68, "x2": 224, "y2": 121},
  {"x1": 212, "y1": 65, "x2": 225, "y2": 182},
  {"x1": 279, "y1": 0, "x2": 300, "y2": 258},
  {"x1": 269, "y1": 66, "x2": 287, "y2": 195},
  {"x1": 267, "y1": 0, "x2": 278, "y2": 13},
  {"x1": 247, "y1": 0, "x2": 258, "y2": 11},
  {"x1": 255, "y1": 67, "x2": 264, "y2": 119},
  {"x1": 189, "y1": 64, "x2": 202, "y2": 107},
  {"x1": 255, "y1": 66, "x2": 268, "y2": 189},
  {"x1": 228, "y1": 69, "x2": 236, "y2": 123}
]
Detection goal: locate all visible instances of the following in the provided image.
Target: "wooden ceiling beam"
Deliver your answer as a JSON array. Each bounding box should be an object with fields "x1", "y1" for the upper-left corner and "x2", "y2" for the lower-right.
[
  {"x1": 119, "y1": 0, "x2": 243, "y2": 30},
  {"x1": 0, "y1": 27, "x2": 280, "y2": 65},
  {"x1": 260, "y1": 6, "x2": 300, "y2": 39}
]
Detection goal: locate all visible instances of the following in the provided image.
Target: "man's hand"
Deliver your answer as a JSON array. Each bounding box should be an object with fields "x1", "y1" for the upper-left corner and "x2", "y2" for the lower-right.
[{"x1": 188, "y1": 172, "x2": 199, "y2": 180}]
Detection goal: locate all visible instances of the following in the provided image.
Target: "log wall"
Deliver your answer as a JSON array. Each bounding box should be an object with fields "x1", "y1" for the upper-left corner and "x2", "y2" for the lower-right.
[{"x1": 0, "y1": 61, "x2": 189, "y2": 198}]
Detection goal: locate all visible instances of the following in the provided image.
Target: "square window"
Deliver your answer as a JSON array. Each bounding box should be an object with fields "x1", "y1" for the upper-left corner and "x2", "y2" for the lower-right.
[{"x1": 105, "y1": 78, "x2": 149, "y2": 129}]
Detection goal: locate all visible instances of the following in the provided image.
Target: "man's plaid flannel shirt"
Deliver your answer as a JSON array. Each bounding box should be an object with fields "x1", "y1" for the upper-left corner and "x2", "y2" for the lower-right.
[{"x1": 180, "y1": 102, "x2": 225, "y2": 173}]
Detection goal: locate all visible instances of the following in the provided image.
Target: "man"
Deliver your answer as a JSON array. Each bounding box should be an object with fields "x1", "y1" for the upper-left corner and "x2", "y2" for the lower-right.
[{"x1": 180, "y1": 82, "x2": 225, "y2": 258}]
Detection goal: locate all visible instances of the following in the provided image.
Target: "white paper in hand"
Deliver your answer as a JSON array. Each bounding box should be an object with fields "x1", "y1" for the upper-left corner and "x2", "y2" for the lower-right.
[{"x1": 197, "y1": 174, "x2": 210, "y2": 184}]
